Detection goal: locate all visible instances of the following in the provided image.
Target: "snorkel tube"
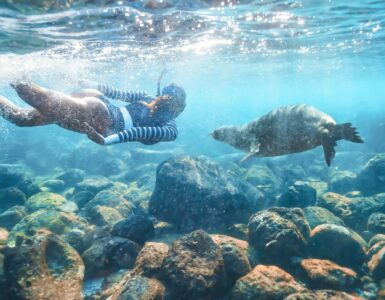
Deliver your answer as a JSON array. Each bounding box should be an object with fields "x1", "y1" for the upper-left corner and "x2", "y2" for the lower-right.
[{"x1": 157, "y1": 68, "x2": 168, "y2": 96}]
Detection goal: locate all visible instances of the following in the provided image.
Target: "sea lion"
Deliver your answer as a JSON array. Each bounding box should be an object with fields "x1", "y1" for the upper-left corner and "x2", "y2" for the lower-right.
[{"x1": 211, "y1": 104, "x2": 363, "y2": 166}]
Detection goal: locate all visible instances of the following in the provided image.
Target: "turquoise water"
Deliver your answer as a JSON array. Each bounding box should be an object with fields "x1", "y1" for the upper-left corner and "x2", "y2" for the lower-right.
[{"x1": 1, "y1": 1, "x2": 385, "y2": 299}]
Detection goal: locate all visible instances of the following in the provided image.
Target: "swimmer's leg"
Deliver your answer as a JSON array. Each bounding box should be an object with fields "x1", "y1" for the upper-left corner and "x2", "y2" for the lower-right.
[
  {"x1": 10, "y1": 80, "x2": 110, "y2": 134},
  {"x1": 0, "y1": 96, "x2": 52, "y2": 127}
]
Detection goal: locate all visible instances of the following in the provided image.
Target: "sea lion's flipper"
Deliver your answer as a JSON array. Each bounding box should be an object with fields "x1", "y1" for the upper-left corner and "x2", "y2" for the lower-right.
[
  {"x1": 239, "y1": 143, "x2": 260, "y2": 163},
  {"x1": 240, "y1": 152, "x2": 256, "y2": 163},
  {"x1": 333, "y1": 123, "x2": 364, "y2": 143},
  {"x1": 322, "y1": 137, "x2": 336, "y2": 167}
]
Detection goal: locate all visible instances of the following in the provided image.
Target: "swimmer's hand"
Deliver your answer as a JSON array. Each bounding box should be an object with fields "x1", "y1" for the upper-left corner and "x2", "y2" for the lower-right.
[{"x1": 83, "y1": 123, "x2": 106, "y2": 145}]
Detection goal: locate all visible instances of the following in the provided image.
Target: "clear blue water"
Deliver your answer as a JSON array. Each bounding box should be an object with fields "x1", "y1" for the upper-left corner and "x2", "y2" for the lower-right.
[
  {"x1": 1, "y1": 0, "x2": 384, "y2": 166},
  {"x1": 1, "y1": 0, "x2": 385, "y2": 298}
]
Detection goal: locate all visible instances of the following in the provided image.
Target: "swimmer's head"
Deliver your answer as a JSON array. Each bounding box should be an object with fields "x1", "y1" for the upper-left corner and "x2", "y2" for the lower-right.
[{"x1": 160, "y1": 83, "x2": 186, "y2": 118}]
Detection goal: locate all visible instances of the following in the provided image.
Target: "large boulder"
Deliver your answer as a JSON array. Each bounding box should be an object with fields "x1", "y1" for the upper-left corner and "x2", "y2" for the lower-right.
[
  {"x1": 114, "y1": 276, "x2": 165, "y2": 300},
  {"x1": 368, "y1": 245, "x2": 385, "y2": 281},
  {"x1": 0, "y1": 206, "x2": 27, "y2": 230},
  {"x1": 303, "y1": 206, "x2": 344, "y2": 229},
  {"x1": 317, "y1": 192, "x2": 385, "y2": 231},
  {"x1": 112, "y1": 215, "x2": 155, "y2": 246},
  {"x1": 278, "y1": 181, "x2": 317, "y2": 208},
  {"x1": 230, "y1": 265, "x2": 305, "y2": 300},
  {"x1": 7, "y1": 209, "x2": 89, "y2": 248},
  {"x1": 0, "y1": 187, "x2": 26, "y2": 212},
  {"x1": 367, "y1": 213, "x2": 385, "y2": 234},
  {"x1": 211, "y1": 234, "x2": 251, "y2": 286},
  {"x1": 297, "y1": 258, "x2": 358, "y2": 290},
  {"x1": 285, "y1": 290, "x2": 364, "y2": 300},
  {"x1": 160, "y1": 230, "x2": 226, "y2": 299},
  {"x1": 309, "y1": 224, "x2": 367, "y2": 270},
  {"x1": 4, "y1": 229, "x2": 84, "y2": 300},
  {"x1": 149, "y1": 156, "x2": 265, "y2": 231},
  {"x1": 134, "y1": 242, "x2": 169, "y2": 277},
  {"x1": 356, "y1": 153, "x2": 385, "y2": 196},
  {"x1": 25, "y1": 191, "x2": 78, "y2": 213},
  {"x1": 0, "y1": 164, "x2": 25, "y2": 190},
  {"x1": 85, "y1": 190, "x2": 135, "y2": 219},
  {"x1": 329, "y1": 170, "x2": 357, "y2": 194},
  {"x1": 81, "y1": 236, "x2": 140, "y2": 277},
  {"x1": 248, "y1": 210, "x2": 308, "y2": 268}
]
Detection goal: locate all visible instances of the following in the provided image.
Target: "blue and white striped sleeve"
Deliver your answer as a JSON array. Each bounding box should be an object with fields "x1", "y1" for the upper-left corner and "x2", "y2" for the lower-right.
[
  {"x1": 104, "y1": 120, "x2": 178, "y2": 145},
  {"x1": 97, "y1": 83, "x2": 151, "y2": 103}
]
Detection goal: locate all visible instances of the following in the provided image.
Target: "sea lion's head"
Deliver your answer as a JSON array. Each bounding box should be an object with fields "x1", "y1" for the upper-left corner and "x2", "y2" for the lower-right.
[{"x1": 210, "y1": 125, "x2": 249, "y2": 150}]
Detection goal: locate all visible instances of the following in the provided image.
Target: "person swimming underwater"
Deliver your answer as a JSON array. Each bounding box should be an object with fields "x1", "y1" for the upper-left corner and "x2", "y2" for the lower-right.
[{"x1": 0, "y1": 77, "x2": 186, "y2": 146}]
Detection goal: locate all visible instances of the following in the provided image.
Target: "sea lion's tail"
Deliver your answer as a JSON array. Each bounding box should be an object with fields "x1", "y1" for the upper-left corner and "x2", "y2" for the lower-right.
[{"x1": 333, "y1": 123, "x2": 364, "y2": 143}]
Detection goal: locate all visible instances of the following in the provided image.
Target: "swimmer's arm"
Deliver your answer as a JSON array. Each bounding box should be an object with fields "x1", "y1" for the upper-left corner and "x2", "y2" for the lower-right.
[
  {"x1": 79, "y1": 79, "x2": 151, "y2": 103},
  {"x1": 104, "y1": 120, "x2": 178, "y2": 145}
]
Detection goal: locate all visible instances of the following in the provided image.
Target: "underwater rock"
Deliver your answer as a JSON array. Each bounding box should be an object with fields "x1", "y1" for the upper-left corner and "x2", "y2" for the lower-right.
[
  {"x1": 278, "y1": 181, "x2": 317, "y2": 208},
  {"x1": 329, "y1": 170, "x2": 357, "y2": 194},
  {"x1": 15, "y1": 178, "x2": 42, "y2": 198},
  {"x1": 4, "y1": 229, "x2": 84, "y2": 300},
  {"x1": 112, "y1": 215, "x2": 155, "y2": 246},
  {"x1": 273, "y1": 163, "x2": 308, "y2": 188},
  {"x1": 0, "y1": 187, "x2": 26, "y2": 211},
  {"x1": 367, "y1": 240, "x2": 385, "y2": 261},
  {"x1": 230, "y1": 265, "x2": 305, "y2": 300},
  {"x1": 71, "y1": 190, "x2": 95, "y2": 208},
  {"x1": 149, "y1": 156, "x2": 265, "y2": 231},
  {"x1": 0, "y1": 164, "x2": 25, "y2": 189},
  {"x1": 75, "y1": 176, "x2": 113, "y2": 194},
  {"x1": 134, "y1": 242, "x2": 169, "y2": 278},
  {"x1": 25, "y1": 191, "x2": 78, "y2": 213},
  {"x1": 7, "y1": 209, "x2": 89, "y2": 248},
  {"x1": 267, "y1": 207, "x2": 311, "y2": 240},
  {"x1": 85, "y1": 190, "x2": 135, "y2": 219},
  {"x1": 227, "y1": 223, "x2": 248, "y2": 241},
  {"x1": 368, "y1": 213, "x2": 385, "y2": 234},
  {"x1": 243, "y1": 165, "x2": 279, "y2": 197},
  {"x1": 0, "y1": 205, "x2": 27, "y2": 230},
  {"x1": 248, "y1": 210, "x2": 308, "y2": 268},
  {"x1": 95, "y1": 158, "x2": 127, "y2": 177},
  {"x1": 88, "y1": 205, "x2": 124, "y2": 227},
  {"x1": 56, "y1": 168, "x2": 86, "y2": 186},
  {"x1": 104, "y1": 237, "x2": 141, "y2": 271},
  {"x1": 285, "y1": 290, "x2": 364, "y2": 300},
  {"x1": 356, "y1": 153, "x2": 385, "y2": 196},
  {"x1": 368, "y1": 245, "x2": 385, "y2": 281},
  {"x1": 297, "y1": 258, "x2": 358, "y2": 290},
  {"x1": 303, "y1": 206, "x2": 345, "y2": 229},
  {"x1": 211, "y1": 234, "x2": 251, "y2": 286},
  {"x1": 160, "y1": 230, "x2": 226, "y2": 299},
  {"x1": 114, "y1": 275, "x2": 165, "y2": 300},
  {"x1": 317, "y1": 192, "x2": 385, "y2": 231},
  {"x1": 62, "y1": 228, "x2": 86, "y2": 254},
  {"x1": 82, "y1": 236, "x2": 140, "y2": 277},
  {"x1": 309, "y1": 224, "x2": 367, "y2": 270},
  {"x1": 369, "y1": 234, "x2": 385, "y2": 248},
  {"x1": 42, "y1": 179, "x2": 66, "y2": 192}
]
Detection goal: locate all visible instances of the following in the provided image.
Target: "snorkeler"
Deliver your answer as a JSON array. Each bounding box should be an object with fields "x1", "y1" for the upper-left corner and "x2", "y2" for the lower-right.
[{"x1": 0, "y1": 77, "x2": 186, "y2": 146}]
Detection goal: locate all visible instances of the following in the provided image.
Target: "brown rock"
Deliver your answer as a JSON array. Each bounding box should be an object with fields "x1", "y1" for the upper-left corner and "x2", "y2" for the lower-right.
[
  {"x1": 211, "y1": 234, "x2": 251, "y2": 285},
  {"x1": 285, "y1": 289, "x2": 364, "y2": 300},
  {"x1": 230, "y1": 265, "x2": 305, "y2": 300},
  {"x1": 115, "y1": 276, "x2": 165, "y2": 300},
  {"x1": 134, "y1": 242, "x2": 169, "y2": 277},
  {"x1": 4, "y1": 229, "x2": 84, "y2": 300},
  {"x1": 298, "y1": 259, "x2": 358, "y2": 290},
  {"x1": 368, "y1": 245, "x2": 385, "y2": 281},
  {"x1": 160, "y1": 230, "x2": 226, "y2": 299}
]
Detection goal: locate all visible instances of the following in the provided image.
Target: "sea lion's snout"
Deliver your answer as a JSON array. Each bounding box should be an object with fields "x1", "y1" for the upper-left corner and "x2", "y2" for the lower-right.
[{"x1": 210, "y1": 128, "x2": 226, "y2": 141}]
